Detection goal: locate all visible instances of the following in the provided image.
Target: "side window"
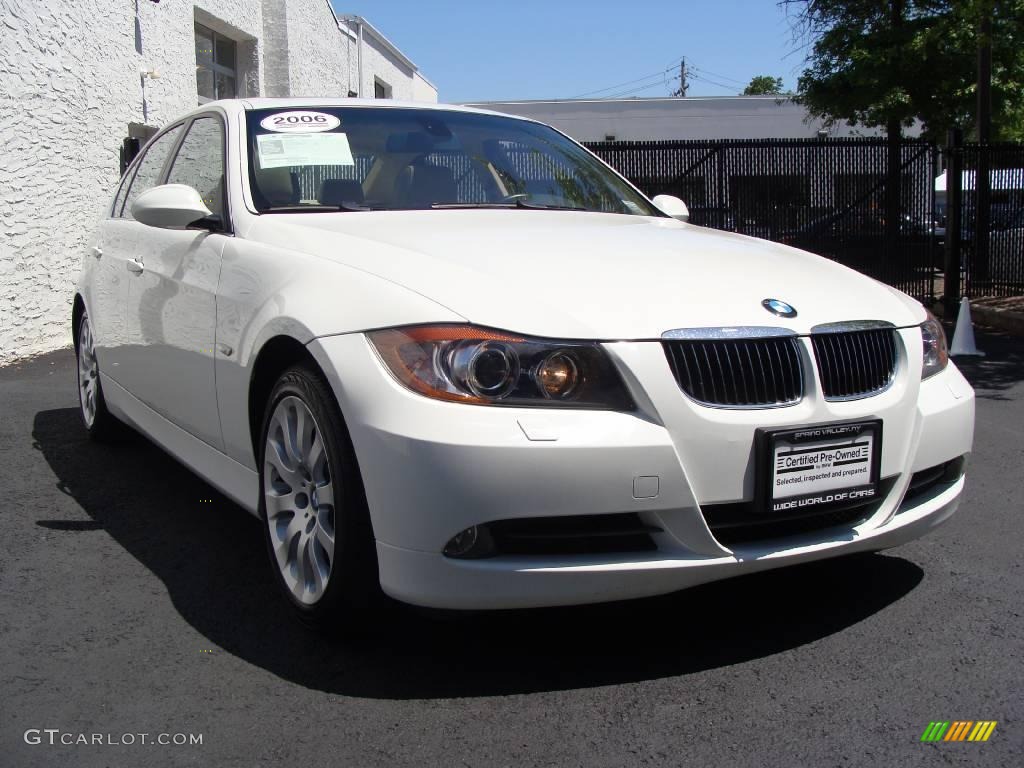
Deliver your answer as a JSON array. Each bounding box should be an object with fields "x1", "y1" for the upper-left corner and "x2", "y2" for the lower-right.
[
  {"x1": 120, "y1": 125, "x2": 184, "y2": 219},
  {"x1": 167, "y1": 117, "x2": 226, "y2": 218}
]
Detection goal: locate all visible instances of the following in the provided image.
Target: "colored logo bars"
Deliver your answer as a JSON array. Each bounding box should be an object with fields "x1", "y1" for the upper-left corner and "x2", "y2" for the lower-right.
[{"x1": 921, "y1": 721, "x2": 997, "y2": 742}]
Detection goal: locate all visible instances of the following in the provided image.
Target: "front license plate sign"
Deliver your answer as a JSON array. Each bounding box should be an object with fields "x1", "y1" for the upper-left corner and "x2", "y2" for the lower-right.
[{"x1": 758, "y1": 420, "x2": 882, "y2": 514}]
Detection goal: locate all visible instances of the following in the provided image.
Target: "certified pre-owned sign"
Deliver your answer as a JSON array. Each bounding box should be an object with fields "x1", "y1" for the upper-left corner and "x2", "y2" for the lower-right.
[{"x1": 757, "y1": 420, "x2": 883, "y2": 514}]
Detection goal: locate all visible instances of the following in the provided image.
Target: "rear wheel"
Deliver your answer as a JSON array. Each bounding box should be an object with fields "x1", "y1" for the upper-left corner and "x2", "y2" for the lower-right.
[
  {"x1": 76, "y1": 310, "x2": 120, "y2": 441},
  {"x1": 258, "y1": 365, "x2": 385, "y2": 635}
]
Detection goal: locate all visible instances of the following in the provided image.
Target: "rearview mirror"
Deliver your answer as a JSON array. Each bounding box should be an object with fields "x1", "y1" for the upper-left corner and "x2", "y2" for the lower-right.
[
  {"x1": 131, "y1": 184, "x2": 213, "y2": 229},
  {"x1": 652, "y1": 194, "x2": 689, "y2": 223}
]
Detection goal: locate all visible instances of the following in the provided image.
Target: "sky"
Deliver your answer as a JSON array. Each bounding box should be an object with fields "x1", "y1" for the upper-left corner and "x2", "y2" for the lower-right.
[{"x1": 330, "y1": 1, "x2": 810, "y2": 103}]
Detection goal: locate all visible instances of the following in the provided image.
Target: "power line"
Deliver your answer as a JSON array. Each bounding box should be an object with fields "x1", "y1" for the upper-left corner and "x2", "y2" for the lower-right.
[
  {"x1": 572, "y1": 67, "x2": 675, "y2": 99},
  {"x1": 688, "y1": 72, "x2": 738, "y2": 93},
  {"x1": 604, "y1": 83, "x2": 671, "y2": 99},
  {"x1": 603, "y1": 73, "x2": 674, "y2": 99},
  {"x1": 571, "y1": 57, "x2": 750, "y2": 101},
  {"x1": 688, "y1": 65, "x2": 746, "y2": 87},
  {"x1": 572, "y1": 55, "x2": 685, "y2": 99}
]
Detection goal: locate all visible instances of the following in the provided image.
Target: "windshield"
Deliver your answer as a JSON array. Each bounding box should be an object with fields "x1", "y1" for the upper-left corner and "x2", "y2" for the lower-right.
[{"x1": 245, "y1": 106, "x2": 661, "y2": 216}]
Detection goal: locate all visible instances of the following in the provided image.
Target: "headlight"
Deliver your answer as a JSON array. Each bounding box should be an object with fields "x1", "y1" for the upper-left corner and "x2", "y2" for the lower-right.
[
  {"x1": 367, "y1": 325, "x2": 634, "y2": 409},
  {"x1": 920, "y1": 310, "x2": 948, "y2": 380}
]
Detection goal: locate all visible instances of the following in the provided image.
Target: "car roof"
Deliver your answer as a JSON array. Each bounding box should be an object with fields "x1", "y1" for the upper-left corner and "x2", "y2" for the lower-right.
[{"x1": 189, "y1": 97, "x2": 531, "y2": 122}]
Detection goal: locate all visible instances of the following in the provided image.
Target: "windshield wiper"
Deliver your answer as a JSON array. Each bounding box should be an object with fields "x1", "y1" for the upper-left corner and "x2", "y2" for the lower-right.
[
  {"x1": 429, "y1": 200, "x2": 589, "y2": 212},
  {"x1": 429, "y1": 203, "x2": 518, "y2": 210},
  {"x1": 260, "y1": 203, "x2": 373, "y2": 213},
  {"x1": 511, "y1": 199, "x2": 588, "y2": 212}
]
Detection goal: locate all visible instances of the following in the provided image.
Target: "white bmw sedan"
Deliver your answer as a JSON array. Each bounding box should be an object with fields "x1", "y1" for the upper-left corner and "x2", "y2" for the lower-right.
[{"x1": 76, "y1": 98, "x2": 974, "y2": 631}]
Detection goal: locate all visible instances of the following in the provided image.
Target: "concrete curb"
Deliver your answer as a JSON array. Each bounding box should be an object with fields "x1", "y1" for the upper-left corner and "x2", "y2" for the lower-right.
[
  {"x1": 969, "y1": 303, "x2": 1024, "y2": 336},
  {"x1": 933, "y1": 301, "x2": 1024, "y2": 337}
]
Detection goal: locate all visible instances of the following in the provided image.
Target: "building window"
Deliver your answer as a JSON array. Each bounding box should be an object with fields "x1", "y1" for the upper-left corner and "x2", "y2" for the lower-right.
[
  {"x1": 374, "y1": 79, "x2": 391, "y2": 99},
  {"x1": 195, "y1": 23, "x2": 237, "y2": 103}
]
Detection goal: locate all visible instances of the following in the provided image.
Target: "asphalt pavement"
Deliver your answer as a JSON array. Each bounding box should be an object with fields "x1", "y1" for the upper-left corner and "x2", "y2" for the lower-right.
[{"x1": 1, "y1": 331, "x2": 1021, "y2": 767}]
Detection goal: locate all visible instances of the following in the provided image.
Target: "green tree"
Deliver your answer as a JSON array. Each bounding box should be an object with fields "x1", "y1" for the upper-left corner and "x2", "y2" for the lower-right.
[
  {"x1": 782, "y1": 0, "x2": 1024, "y2": 142},
  {"x1": 743, "y1": 75, "x2": 787, "y2": 95}
]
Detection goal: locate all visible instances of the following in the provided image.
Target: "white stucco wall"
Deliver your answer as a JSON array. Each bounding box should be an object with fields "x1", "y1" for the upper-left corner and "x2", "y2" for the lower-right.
[
  {"x1": 360, "y1": 34, "x2": 417, "y2": 101},
  {"x1": 412, "y1": 72, "x2": 438, "y2": 103},
  {"x1": 0, "y1": 0, "x2": 262, "y2": 364},
  {"x1": 338, "y1": 17, "x2": 438, "y2": 103},
  {"x1": 0, "y1": 1, "x2": 436, "y2": 364},
  {"x1": 284, "y1": 0, "x2": 349, "y2": 96}
]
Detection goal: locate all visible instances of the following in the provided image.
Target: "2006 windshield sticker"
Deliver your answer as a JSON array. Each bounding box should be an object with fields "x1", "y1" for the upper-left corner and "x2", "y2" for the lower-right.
[{"x1": 260, "y1": 111, "x2": 340, "y2": 133}]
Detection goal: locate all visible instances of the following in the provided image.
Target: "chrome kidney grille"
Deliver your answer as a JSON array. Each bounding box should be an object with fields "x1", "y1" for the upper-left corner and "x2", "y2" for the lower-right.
[
  {"x1": 811, "y1": 327, "x2": 898, "y2": 400},
  {"x1": 663, "y1": 337, "x2": 803, "y2": 407},
  {"x1": 663, "y1": 326, "x2": 899, "y2": 407}
]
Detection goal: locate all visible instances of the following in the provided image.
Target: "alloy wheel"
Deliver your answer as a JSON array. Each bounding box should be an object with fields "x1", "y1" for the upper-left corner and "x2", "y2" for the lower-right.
[
  {"x1": 263, "y1": 395, "x2": 336, "y2": 605},
  {"x1": 77, "y1": 314, "x2": 99, "y2": 427}
]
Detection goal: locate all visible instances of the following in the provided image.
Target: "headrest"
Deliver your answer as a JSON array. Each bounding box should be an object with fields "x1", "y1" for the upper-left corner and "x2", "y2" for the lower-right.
[
  {"x1": 253, "y1": 167, "x2": 295, "y2": 206},
  {"x1": 406, "y1": 163, "x2": 457, "y2": 206},
  {"x1": 320, "y1": 178, "x2": 365, "y2": 205}
]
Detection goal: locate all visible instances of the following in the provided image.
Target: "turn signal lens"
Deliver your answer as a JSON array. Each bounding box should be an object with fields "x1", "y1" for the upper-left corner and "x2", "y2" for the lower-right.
[
  {"x1": 921, "y1": 310, "x2": 948, "y2": 380},
  {"x1": 367, "y1": 325, "x2": 634, "y2": 410}
]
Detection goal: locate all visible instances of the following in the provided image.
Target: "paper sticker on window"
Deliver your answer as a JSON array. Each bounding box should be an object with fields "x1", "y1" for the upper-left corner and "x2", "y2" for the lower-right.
[
  {"x1": 259, "y1": 111, "x2": 340, "y2": 133},
  {"x1": 256, "y1": 133, "x2": 355, "y2": 169}
]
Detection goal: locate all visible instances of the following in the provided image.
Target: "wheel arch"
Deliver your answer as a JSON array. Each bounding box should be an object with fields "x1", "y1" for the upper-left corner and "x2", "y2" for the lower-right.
[
  {"x1": 71, "y1": 294, "x2": 86, "y2": 351},
  {"x1": 247, "y1": 334, "x2": 325, "y2": 460}
]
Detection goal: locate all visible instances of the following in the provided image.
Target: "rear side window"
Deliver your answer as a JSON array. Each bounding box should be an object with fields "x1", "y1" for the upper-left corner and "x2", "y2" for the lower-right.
[
  {"x1": 120, "y1": 124, "x2": 184, "y2": 219},
  {"x1": 167, "y1": 117, "x2": 226, "y2": 218}
]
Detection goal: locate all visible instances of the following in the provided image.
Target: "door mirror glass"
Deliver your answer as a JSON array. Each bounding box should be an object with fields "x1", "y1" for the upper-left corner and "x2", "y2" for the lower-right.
[
  {"x1": 652, "y1": 194, "x2": 690, "y2": 222},
  {"x1": 130, "y1": 184, "x2": 212, "y2": 229}
]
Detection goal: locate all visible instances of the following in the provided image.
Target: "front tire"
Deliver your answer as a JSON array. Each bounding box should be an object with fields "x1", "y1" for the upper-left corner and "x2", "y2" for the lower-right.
[
  {"x1": 75, "y1": 310, "x2": 120, "y2": 441},
  {"x1": 258, "y1": 365, "x2": 384, "y2": 636}
]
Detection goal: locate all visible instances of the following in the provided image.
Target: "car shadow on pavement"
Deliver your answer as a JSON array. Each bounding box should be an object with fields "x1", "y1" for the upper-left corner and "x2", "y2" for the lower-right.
[
  {"x1": 953, "y1": 328, "x2": 1024, "y2": 401},
  {"x1": 34, "y1": 407, "x2": 924, "y2": 700}
]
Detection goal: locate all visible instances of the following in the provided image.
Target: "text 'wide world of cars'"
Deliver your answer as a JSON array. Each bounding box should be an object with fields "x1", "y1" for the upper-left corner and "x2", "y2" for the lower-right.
[{"x1": 75, "y1": 98, "x2": 974, "y2": 634}]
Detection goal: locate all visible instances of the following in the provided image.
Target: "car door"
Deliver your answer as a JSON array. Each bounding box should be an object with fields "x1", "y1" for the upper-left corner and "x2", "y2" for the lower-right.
[
  {"x1": 90, "y1": 125, "x2": 184, "y2": 381},
  {"x1": 119, "y1": 114, "x2": 228, "y2": 450}
]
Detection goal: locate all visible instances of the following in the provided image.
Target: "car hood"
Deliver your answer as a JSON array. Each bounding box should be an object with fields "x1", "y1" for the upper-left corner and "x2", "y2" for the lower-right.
[{"x1": 246, "y1": 210, "x2": 926, "y2": 339}]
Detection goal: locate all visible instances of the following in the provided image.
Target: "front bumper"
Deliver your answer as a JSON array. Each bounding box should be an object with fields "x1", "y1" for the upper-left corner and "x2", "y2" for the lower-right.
[
  {"x1": 309, "y1": 330, "x2": 974, "y2": 609},
  {"x1": 376, "y1": 476, "x2": 963, "y2": 609}
]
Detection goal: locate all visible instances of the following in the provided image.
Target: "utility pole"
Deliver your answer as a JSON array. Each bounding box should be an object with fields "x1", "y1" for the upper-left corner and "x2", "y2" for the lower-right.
[
  {"x1": 974, "y1": 4, "x2": 993, "y2": 289},
  {"x1": 884, "y1": 0, "x2": 904, "y2": 265},
  {"x1": 944, "y1": 129, "x2": 963, "y2": 319},
  {"x1": 676, "y1": 58, "x2": 687, "y2": 97}
]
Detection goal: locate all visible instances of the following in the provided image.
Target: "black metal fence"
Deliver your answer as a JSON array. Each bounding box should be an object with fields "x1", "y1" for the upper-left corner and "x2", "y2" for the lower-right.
[
  {"x1": 946, "y1": 142, "x2": 1024, "y2": 300},
  {"x1": 586, "y1": 137, "x2": 1024, "y2": 303}
]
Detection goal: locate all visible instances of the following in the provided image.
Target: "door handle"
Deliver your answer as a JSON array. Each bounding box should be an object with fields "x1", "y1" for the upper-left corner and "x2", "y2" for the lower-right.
[
  {"x1": 90, "y1": 246, "x2": 103, "y2": 259},
  {"x1": 126, "y1": 258, "x2": 144, "y2": 274}
]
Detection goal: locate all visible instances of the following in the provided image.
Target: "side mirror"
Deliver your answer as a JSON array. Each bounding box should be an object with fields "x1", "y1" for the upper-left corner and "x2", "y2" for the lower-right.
[
  {"x1": 652, "y1": 194, "x2": 689, "y2": 223},
  {"x1": 131, "y1": 184, "x2": 213, "y2": 229}
]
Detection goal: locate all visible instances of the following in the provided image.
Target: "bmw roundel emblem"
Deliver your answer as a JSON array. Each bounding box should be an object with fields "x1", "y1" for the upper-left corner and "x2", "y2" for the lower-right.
[{"x1": 762, "y1": 298, "x2": 797, "y2": 318}]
